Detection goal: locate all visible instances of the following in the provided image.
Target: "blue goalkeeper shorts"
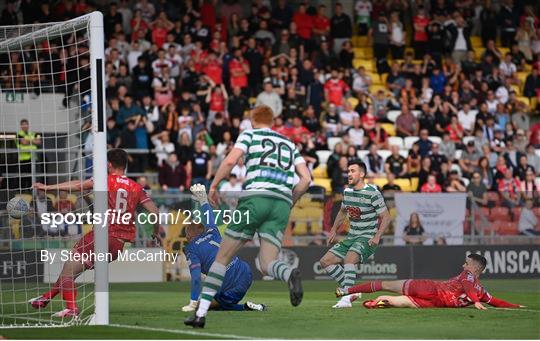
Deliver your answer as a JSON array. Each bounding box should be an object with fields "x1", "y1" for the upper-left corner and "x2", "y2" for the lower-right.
[{"x1": 214, "y1": 261, "x2": 253, "y2": 310}]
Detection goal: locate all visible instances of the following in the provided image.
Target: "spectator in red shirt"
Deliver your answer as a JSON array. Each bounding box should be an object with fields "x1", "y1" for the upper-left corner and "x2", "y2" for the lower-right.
[
  {"x1": 289, "y1": 117, "x2": 312, "y2": 144},
  {"x1": 529, "y1": 122, "x2": 540, "y2": 147},
  {"x1": 131, "y1": 9, "x2": 149, "y2": 42},
  {"x1": 324, "y1": 69, "x2": 350, "y2": 107},
  {"x1": 498, "y1": 169, "x2": 522, "y2": 208},
  {"x1": 202, "y1": 52, "x2": 223, "y2": 85},
  {"x1": 272, "y1": 116, "x2": 292, "y2": 137},
  {"x1": 293, "y1": 3, "x2": 313, "y2": 41},
  {"x1": 445, "y1": 115, "x2": 464, "y2": 143},
  {"x1": 412, "y1": 7, "x2": 430, "y2": 59},
  {"x1": 206, "y1": 83, "x2": 228, "y2": 124},
  {"x1": 151, "y1": 16, "x2": 172, "y2": 48},
  {"x1": 362, "y1": 106, "x2": 377, "y2": 132},
  {"x1": 229, "y1": 48, "x2": 250, "y2": 91},
  {"x1": 421, "y1": 174, "x2": 442, "y2": 193},
  {"x1": 200, "y1": 0, "x2": 217, "y2": 32},
  {"x1": 313, "y1": 4, "x2": 330, "y2": 41}
]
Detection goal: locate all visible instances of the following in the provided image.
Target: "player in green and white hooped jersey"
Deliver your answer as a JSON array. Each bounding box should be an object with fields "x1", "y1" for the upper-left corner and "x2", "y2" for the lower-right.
[
  {"x1": 185, "y1": 105, "x2": 311, "y2": 328},
  {"x1": 319, "y1": 159, "x2": 391, "y2": 309}
]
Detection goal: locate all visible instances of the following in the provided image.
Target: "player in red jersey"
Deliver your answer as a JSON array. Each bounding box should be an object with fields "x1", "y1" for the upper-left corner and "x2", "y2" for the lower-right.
[
  {"x1": 29, "y1": 149, "x2": 160, "y2": 318},
  {"x1": 336, "y1": 254, "x2": 524, "y2": 310}
]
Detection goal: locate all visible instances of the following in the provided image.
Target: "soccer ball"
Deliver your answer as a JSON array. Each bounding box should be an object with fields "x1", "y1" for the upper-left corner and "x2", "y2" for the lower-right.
[{"x1": 7, "y1": 196, "x2": 29, "y2": 219}]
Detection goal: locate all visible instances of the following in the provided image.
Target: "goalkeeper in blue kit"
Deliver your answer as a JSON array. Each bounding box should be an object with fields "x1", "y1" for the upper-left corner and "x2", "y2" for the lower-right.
[{"x1": 181, "y1": 184, "x2": 266, "y2": 313}]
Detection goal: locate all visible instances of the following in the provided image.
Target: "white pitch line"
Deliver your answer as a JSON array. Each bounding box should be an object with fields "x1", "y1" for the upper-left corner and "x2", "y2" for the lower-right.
[
  {"x1": 109, "y1": 323, "x2": 276, "y2": 340},
  {"x1": 492, "y1": 307, "x2": 540, "y2": 313}
]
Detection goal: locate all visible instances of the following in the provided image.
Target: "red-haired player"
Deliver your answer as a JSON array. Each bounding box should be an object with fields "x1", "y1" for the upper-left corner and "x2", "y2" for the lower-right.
[
  {"x1": 29, "y1": 149, "x2": 160, "y2": 318},
  {"x1": 337, "y1": 254, "x2": 524, "y2": 310}
]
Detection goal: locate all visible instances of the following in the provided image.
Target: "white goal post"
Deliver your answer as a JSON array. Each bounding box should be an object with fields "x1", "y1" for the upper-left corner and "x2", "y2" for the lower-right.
[{"x1": 0, "y1": 12, "x2": 107, "y2": 326}]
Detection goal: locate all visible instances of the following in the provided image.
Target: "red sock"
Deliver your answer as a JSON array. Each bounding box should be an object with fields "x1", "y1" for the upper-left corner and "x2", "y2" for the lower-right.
[
  {"x1": 348, "y1": 281, "x2": 383, "y2": 294},
  {"x1": 42, "y1": 276, "x2": 64, "y2": 300},
  {"x1": 60, "y1": 277, "x2": 78, "y2": 310}
]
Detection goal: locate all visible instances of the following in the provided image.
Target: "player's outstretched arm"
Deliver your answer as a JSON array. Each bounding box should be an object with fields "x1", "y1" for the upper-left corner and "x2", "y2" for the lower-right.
[
  {"x1": 483, "y1": 295, "x2": 522, "y2": 309},
  {"x1": 462, "y1": 279, "x2": 488, "y2": 310},
  {"x1": 34, "y1": 179, "x2": 93, "y2": 192},
  {"x1": 190, "y1": 184, "x2": 217, "y2": 230},
  {"x1": 292, "y1": 162, "x2": 311, "y2": 206}
]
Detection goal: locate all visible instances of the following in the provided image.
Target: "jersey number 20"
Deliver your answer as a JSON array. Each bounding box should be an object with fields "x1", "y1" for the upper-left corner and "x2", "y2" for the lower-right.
[{"x1": 260, "y1": 138, "x2": 293, "y2": 170}]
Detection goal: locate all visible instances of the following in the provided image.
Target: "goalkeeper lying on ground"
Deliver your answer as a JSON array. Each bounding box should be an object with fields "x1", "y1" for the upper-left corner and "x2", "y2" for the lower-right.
[
  {"x1": 181, "y1": 184, "x2": 266, "y2": 313},
  {"x1": 336, "y1": 254, "x2": 524, "y2": 310}
]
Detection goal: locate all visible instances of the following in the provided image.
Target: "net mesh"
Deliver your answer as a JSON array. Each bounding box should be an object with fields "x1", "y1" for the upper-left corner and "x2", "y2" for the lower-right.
[{"x1": 0, "y1": 15, "x2": 96, "y2": 327}]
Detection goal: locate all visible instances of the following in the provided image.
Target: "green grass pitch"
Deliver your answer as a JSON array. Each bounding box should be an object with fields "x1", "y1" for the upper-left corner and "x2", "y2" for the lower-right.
[{"x1": 1, "y1": 279, "x2": 539, "y2": 339}]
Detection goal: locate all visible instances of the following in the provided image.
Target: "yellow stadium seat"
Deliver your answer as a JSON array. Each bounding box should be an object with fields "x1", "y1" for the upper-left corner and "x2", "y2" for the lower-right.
[
  {"x1": 354, "y1": 48, "x2": 373, "y2": 59},
  {"x1": 395, "y1": 178, "x2": 413, "y2": 192},
  {"x1": 290, "y1": 207, "x2": 308, "y2": 235},
  {"x1": 381, "y1": 123, "x2": 396, "y2": 136},
  {"x1": 517, "y1": 96, "x2": 530, "y2": 107},
  {"x1": 370, "y1": 73, "x2": 382, "y2": 85},
  {"x1": 516, "y1": 72, "x2": 528, "y2": 85},
  {"x1": 353, "y1": 36, "x2": 369, "y2": 47},
  {"x1": 499, "y1": 47, "x2": 510, "y2": 56},
  {"x1": 410, "y1": 177, "x2": 419, "y2": 191},
  {"x1": 312, "y1": 164, "x2": 327, "y2": 179},
  {"x1": 510, "y1": 84, "x2": 521, "y2": 95},
  {"x1": 305, "y1": 207, "x2": 323, "y2": 234},
  {"x1": 373, "y1": 177, "x2": 388, "y2": 188},
  {"x1": 474, "y1": 48, "x2": 485, "y2": 62},
  {"x1": 405, "y1": 47, "x2": 414, "y2": 56},
  {"x1": 471, "y1": 36, "x2": 482, "y2": 48},
  {"x1": 248, "y1": 97, "x2": 257, "y2": 105},
  {"x1": 531, "y1": 97, "x2": 538, "y2": 109},
  {"x1": 353, "y1": 59, "x2": 374, "y2": 71},
  {"x1": 290, "y1": 206, "x2": 323, "y2": 236},
  {"x1": 347, "y1": 97, "x2": 359, "y2": 108},
  {"x1": 313, "y1": 178, "x2": 332, "y2": 193}
]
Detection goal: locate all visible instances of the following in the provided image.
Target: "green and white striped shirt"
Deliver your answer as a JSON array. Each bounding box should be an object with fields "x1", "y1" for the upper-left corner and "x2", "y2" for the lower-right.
[
  {"x1": 234, "y1": 128, "x2": 305, "y2": 206},
  {"x1": 342, "y1": 184, "x2": 387, "y2": 238}
]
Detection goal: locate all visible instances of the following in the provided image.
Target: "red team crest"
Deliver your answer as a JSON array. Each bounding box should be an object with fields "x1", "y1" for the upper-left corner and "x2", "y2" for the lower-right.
[{"x1": 347, "y1": 206, "x2": 362, "y2": 221}]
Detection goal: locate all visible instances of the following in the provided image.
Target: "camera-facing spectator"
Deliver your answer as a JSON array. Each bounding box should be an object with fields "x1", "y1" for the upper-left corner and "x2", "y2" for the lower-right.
[
  {"x1": 421, "y1": 174, "x2": 442, "y2": 193},
  {"x1": 159, "y1": 153, "x2": 187, "y2": 193},
  {"x1": 403, "y1": 212, "x2": 427, "y2": 245},
  {"x1": 518, "y1": 199, "x2": 540, "y2": 236}
]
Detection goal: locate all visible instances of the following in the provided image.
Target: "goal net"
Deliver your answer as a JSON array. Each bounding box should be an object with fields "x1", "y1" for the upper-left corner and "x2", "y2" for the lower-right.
[{"x1": 0, "y1": 12, "x2": 107, "y2": 327}]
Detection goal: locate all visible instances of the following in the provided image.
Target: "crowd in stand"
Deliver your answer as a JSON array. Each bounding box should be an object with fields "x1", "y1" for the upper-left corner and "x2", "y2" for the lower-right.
[{"x1": 1, "y1": 0, "x2": 540, "y2": 213}]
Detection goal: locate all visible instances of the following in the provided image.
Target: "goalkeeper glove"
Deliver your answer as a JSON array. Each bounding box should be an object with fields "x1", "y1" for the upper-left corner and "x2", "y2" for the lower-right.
[
  {"x1": 190, "y1": 184, "x2": 208, "y2": 205},
  {"x1": 182, "y1": 300, "x2": 198, "y2": 312}
]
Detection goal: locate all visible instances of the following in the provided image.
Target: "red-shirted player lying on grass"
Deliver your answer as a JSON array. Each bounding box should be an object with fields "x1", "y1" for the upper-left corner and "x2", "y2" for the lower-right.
[
  {"x1": 336, "y1": 254, "x2": 524, "y2": 310},
  {"x1": 29, "y1": 149, "x2": 160, "y2": 318}
]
